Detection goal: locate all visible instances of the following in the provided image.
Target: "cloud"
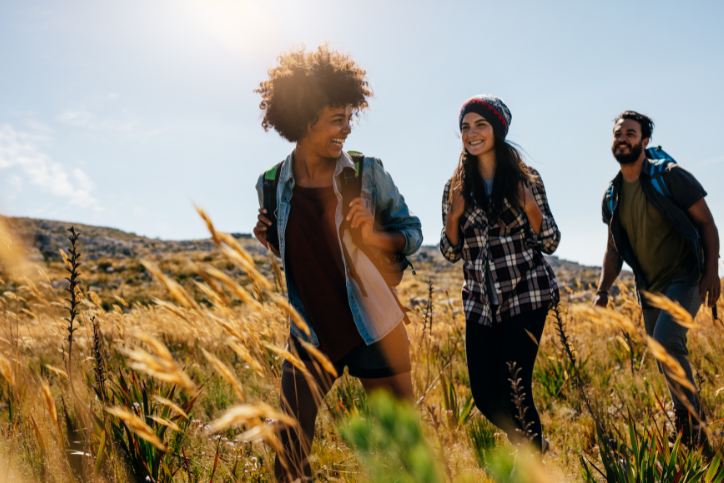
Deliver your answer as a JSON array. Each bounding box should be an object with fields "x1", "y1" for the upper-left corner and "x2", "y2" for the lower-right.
[
  {"x1": 0, "y1": 124, "x2": 101, "y2": 209},
  {"x1": 57, "y1": 109, "x2": 136, "y2": 132}
]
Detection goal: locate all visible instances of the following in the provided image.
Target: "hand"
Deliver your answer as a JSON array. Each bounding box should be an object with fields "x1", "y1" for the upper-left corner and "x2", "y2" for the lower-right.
[
  {"x1": 253, "y1": 208, "x2": 272, "y2": 247},
  {"x1": 448, "y1": 182, "x2": 466, "y2": 221},
  {"x1": 699, "y1": 269, "x2": 722, "y2": 308},
  {"x1": 518, "y1": 181, "x2": 537, "y2": 211},
  {"x1": 593, "y1": 292, "x2": 609, "y2": 308},
  {"x1": 347, "y1": 198, "x2": 375, "y2": 244}
]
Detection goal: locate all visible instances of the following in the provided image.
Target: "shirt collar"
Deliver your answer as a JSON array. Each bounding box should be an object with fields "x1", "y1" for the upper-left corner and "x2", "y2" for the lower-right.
[{"x1": 279, "y1": 149, "x2": 355, "y2": 183}]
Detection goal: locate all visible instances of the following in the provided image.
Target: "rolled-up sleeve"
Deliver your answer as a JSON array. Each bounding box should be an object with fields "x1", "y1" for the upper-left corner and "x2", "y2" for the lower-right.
[
  {"x1": 666, "y1": 165, "x2": 707, "y2": 209},
  {"x1": 440, "y1": 178, "x2": 462, "y2": 262},
  {"x1": 372, "y1": 158, "x2": 423, "y2": 256},
  {"x1": 524, "y1": 170, "x2": 561, "y2": 255}
]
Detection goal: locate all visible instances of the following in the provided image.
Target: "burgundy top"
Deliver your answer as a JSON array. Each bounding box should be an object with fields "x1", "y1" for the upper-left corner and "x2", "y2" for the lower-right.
[{"x1": 285, "y1": 184, "x2": 363, "y2": 362}]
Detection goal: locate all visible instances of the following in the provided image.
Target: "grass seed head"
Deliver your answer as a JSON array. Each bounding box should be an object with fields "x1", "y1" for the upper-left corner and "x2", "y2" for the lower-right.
[
  {"x1": 642, "y1": 291, "x2": 698, "y2": 329},
  {"x1": 149, "y1": 415, "x2": 181, "y2": 431},
  {"x1": 0, "y1": 354, "x2": 15, "y2": 388},
  {"x1": 208, "y1": 402, "x2": 297, "y2": 433},
  {"x1": 40, "y1": 379, "x2": 57, "y2": 423},
  {"x1": 201, "y1": 348, "x2": 245, "y2": 402},
  {"x1": 297, "y1": 339, "x2": 338, "y2": 378},
  {"x1": 104, "y1": 406, "x2": 167, "y2": 451},
  {"x1": 153, "y1": 395, "x2": 189, "y2": 419},
  {"x1": 646, "y1": 336, "x2": 696, "y2": 392}
]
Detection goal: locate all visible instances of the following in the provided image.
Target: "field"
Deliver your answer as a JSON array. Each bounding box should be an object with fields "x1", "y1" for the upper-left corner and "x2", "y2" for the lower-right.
[{"x1": 1, "y1": 213, "x2": 723, "y2": 482}]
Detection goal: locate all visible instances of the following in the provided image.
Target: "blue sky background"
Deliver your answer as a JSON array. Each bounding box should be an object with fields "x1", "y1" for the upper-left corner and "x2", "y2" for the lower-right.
[{"x1": 1, "y1": 0, "x2": 723, "y2": 269}]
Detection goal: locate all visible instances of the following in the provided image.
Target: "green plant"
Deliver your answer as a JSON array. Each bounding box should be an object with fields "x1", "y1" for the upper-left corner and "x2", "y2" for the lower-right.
[
  {"x1": 467, "y1": 415, "x2": 498, "y2": 471},
  {"x1": 341, "y1": 391, "x2": 444, "y2": 483},
  {"x1": 581, "y1": 413, "x2": 724, "y2": 483},
  {"x1": 440, "y1": 371, "x2": 474, "y2": 428},
  {"x1": 105, "y1": 371, "x2": 199, "y2": 482}
]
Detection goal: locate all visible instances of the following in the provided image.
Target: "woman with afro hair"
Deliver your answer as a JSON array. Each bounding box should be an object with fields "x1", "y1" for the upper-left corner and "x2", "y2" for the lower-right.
[{"x1": 253, "y1": 45, "x2": 422, "y2": 482}]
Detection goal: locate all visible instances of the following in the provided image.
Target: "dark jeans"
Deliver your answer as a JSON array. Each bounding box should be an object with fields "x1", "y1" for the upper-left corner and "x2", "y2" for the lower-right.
[
  {"x1": 642, "y1": 276, "x2": 701, "y2": 413},
  {"x1": 466, "y1": 306, "x2": 548, "y2": 451}
]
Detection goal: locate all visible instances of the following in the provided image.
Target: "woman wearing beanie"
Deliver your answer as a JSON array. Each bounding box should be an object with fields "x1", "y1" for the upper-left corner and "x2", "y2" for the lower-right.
[{"x1": 440, "y1": 95, "x2": 560, "y2": 453}]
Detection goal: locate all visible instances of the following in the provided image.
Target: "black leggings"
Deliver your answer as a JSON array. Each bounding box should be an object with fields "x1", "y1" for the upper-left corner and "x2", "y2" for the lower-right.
[{"x1": 466, "y1": 306, "x2": 548, "y2": 451}]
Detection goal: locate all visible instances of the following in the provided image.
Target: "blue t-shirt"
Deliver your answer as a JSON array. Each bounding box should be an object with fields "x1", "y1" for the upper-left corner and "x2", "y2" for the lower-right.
[
  {"x1": 483, "y1": 178, "x2": 493, "y2": 196},
  {"x1": 482, "y1": 178, "x2": 498, "y2": 305}
]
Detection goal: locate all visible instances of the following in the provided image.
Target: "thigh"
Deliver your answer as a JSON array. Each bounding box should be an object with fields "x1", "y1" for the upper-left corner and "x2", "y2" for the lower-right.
[
  {"x1": 465, "y1": 318, "x2": 501, "y2": 398},
  {"x1": 280, "y1": 360, "x2": 337, "y2": 425},
  {"x1": 653, "y1": 281, "x2": 700, "y2": 348},
  {"x1": 345, "y1": 323, "x2": 412, "y2": 379},
  {"x1": 500, "y1": 306, "x2": 548, "y2": 379},
  {"x1": 359, "y1": 372, "x2": 413, "y2": 402},
  {"x1": 642, "y1": 308, "x2": 660, "y2": 337}
]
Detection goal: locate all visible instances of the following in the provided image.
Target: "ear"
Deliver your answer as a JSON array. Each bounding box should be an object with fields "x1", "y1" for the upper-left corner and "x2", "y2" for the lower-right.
[{"x1": 642, "y1": 137, "x2": 650, "y2": 149}]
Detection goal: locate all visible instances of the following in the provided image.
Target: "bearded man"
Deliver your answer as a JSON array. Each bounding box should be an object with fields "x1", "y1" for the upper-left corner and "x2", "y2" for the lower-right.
[{"x1": 594, "y1": 111, "x2": 720, "y2": 446}]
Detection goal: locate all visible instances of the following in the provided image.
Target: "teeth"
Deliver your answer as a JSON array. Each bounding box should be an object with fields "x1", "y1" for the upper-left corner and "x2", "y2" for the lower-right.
[{"x1": 331, "y1": 139, "x2": 344, "y2": 145}]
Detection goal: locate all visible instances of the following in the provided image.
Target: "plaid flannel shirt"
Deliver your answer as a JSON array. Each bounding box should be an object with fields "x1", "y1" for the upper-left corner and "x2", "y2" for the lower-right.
[{"x1": 440, "y1": 168, "x2": 560, "y2": 326}]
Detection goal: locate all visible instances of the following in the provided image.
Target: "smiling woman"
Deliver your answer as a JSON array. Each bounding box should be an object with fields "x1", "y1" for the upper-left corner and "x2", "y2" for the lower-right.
[{"x1": 251, "y1": 45, "x2": 423, "y2": 482}]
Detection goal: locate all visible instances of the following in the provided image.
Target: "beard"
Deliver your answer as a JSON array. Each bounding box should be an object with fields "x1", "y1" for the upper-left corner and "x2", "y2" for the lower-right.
[{"x1": 612, "y1": 141, "x2": 643, "y2": 165}]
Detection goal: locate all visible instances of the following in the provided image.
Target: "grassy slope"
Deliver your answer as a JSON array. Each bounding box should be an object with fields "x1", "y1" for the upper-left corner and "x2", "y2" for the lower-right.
[{"x1": 0, "y1": 216, "x2": 722, "y2": 482}]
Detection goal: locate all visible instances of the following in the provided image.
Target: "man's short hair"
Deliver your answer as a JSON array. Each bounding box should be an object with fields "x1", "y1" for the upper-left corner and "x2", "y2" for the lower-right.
[
  {"x1": 255, "y1": 44, "x2": 372, "y2": 142},
  {"x1": 614, "y1": 111, "x2": 655, "y2": 140}
]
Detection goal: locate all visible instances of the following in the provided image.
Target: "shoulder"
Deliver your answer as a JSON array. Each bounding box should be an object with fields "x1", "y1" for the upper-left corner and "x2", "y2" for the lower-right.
[{"x1": 442, "y1": 177, "x2": 454, "y2": 202}]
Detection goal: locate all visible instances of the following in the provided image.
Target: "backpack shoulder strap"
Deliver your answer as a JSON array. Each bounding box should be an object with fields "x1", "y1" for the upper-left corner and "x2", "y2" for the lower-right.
[
  {"x1": 646, "y1": 146, "x2": 676, "y2": 199},
  {"x1": 262, "y1": 161, "x2": 283, "y2": 251},
  {"x1": 604, "y1": 182, "x2": 616, "y2": 219}
]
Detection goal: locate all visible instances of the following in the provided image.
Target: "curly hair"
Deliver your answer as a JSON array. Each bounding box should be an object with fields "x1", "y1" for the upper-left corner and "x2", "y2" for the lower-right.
[{"x1": 255, "y1": 45, "x2": 373, "y2": 142}]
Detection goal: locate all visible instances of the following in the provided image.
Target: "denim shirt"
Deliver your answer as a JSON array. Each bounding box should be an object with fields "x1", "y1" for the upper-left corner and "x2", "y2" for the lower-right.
[{"x1": 256, "y1": 150, "x2": 423, "y2": 346}]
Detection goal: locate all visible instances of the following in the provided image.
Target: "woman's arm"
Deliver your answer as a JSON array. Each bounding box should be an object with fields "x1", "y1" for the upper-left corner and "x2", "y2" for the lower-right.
[
  {"x1": 439, "y1": 178, "x2": 464, "y2": 263},
  {"x1": 347, "y1": 198, "x2": 406, "y2": 252},
  {"x1": 523, "y1": 170, "x2": 561, "y2": 255},
  {"x1": 370, "y1": 158, "x2": 423, "y2": 255}
]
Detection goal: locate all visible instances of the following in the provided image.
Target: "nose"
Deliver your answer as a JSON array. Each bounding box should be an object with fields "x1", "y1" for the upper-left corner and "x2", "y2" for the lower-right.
[{"x1": 342, "y1": 120, "x2": 352, "y2": 134}]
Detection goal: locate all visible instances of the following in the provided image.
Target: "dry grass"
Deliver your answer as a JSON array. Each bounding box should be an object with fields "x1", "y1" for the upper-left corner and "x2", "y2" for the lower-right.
[{"x1": 0, "y1": 212, "x2": 722, "y2": 482}]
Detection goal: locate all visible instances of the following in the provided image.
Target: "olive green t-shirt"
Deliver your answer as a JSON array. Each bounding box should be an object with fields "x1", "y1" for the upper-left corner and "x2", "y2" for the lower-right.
[{"x1": 619, "y1": 178, "x2": 696, "y2": 293}]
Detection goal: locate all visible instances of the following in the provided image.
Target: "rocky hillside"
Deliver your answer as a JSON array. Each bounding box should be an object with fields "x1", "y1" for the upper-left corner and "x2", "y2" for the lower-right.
[
  {"x1": 10, "y1": 216, "x2": 625, "y2": 289},
  {"x1": 7, "y1": 217, "x2": 263, "y2": 262}
]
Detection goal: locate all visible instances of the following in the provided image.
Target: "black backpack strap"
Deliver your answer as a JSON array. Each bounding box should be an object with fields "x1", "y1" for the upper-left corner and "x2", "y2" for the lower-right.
[{"x1": 262, "y1": 161, "x2": 283, "y2": 251}]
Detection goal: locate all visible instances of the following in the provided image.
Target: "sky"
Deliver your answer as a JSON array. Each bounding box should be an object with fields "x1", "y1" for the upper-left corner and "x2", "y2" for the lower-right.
[{"x1": 1, "y1": 0, "x2": 723, "y2": 269}]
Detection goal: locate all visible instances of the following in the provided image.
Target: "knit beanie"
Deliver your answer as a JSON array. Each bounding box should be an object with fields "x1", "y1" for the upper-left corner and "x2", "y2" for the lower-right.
[{"x1": 458, "y1": 95, "x2": 512, "y2": 139}]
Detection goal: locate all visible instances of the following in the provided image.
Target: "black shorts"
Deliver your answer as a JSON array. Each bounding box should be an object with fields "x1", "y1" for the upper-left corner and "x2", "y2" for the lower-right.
[{"x1": 289, "y1": 323, "x2": 411, "y2": 379}]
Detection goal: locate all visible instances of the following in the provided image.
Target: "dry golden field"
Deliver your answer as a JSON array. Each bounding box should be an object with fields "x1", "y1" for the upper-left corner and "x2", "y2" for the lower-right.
[{"x1": 1, "y1": 212, "x2": 723, "y2": 482}]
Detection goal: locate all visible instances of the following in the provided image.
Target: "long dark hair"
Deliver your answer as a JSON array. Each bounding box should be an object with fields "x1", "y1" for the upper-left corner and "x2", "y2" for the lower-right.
[{"x1": 450, "y1": 135, "x2": 536, "y2": 222}]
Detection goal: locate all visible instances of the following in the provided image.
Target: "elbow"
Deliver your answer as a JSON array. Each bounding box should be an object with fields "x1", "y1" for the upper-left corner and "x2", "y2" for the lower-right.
[
  {"x1": 401, "y1": 228, "x2": 423, "y2": 256},
  {"x1": 542, "y1": 232, "x2": 562, "y2": 255}
]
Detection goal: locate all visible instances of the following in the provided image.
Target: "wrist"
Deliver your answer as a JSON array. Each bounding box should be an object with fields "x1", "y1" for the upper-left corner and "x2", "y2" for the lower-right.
[
  {"x1": 447, "y1": 213, "x2": 462, "y2": 226},
  {"x1": 364, "y1": 230, "x2": 384, "y2": 248}
]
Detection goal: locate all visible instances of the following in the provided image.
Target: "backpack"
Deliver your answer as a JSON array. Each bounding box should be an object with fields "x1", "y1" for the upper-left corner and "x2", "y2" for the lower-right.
[
  {"x1": 605, "y1": 145, "x2": 676, "y2": 216},
  {"x1": 261, "y1": 152, "x2": 415, "y2": 292}
]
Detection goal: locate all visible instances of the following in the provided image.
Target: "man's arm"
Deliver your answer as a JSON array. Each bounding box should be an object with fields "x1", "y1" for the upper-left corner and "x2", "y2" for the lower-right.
[
  {"x1": 687, "y1": 198, "x2": 721, "y2": 307},
  {"x1": 594, "y1": 230, "x2": 622, "y2": 307}
]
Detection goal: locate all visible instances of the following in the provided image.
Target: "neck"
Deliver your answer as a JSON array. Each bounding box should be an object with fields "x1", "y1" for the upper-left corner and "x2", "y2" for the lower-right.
[
  {"x1": 476, "y1": 149, "x2": 496, "y2": 179},
  {"x1": 619, "y1": 153, "x2": 646, "y2": 182},
  {"x1": 293, "y1": 141, "x2": 336, "y2": 183}
]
